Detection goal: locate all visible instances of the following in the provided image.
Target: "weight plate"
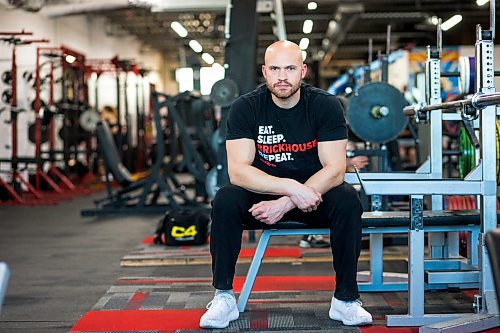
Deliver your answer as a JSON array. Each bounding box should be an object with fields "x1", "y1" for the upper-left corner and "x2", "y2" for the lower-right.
[
  {"x1": 496, "y1": 120, "x2": 500, "y2": 185},
  {"x1": 347, "y1": 82, "x2": 409, "y2": 144},
  {"x1": 210, "y1": 129, "x2": 222, "y2": 155},
  {"x1": 210, "y1": 78, "x2": 239, "y2": 107},
  {"x1": 205, "y1": 167, "x2": 220, "y2": 199},
  {"x1": 79, "y1": 109, "x2": 100, "y2": 132},
  {"x1": 458, "y1": 56, "x2": 475, "y2": 95},
  {"x1": 458, "y1": 127, "x2": 475, "y2": 178},
  {"x1": 28, "y1": 123, "x2": 49, "y2": 144},
  {"x1": 1, "y1": 71, "x2": 12, "y2": 85}
]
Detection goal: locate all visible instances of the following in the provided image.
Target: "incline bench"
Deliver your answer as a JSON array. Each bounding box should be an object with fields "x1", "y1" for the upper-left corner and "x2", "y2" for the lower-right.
[{"x1": 237, "y1": 209, "x2": 482, "y2": 312}]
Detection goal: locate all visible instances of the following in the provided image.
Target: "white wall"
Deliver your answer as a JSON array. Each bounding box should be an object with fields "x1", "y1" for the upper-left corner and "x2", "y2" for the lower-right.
[{"x1": 0, "y1": 8, "x2": 170, "y2": 177}]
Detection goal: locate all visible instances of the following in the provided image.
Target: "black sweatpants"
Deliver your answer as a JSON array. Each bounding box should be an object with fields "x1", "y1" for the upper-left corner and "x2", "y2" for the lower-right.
[{"x1": 210, "y1": 182, "x2": 363, "y2": 301}]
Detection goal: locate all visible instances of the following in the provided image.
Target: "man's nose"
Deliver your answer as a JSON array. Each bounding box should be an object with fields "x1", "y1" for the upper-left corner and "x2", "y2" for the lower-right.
[{"x1": 277, "y1": 69, "x2": 287, "y2": 80}]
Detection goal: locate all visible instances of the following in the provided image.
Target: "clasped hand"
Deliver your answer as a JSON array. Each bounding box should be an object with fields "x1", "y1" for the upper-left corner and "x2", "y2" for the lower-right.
[
  {"x1": 249, "y1": 185, "x2": 322, "y2": 224},
  {"x1": 289, "y1": 184, "x2": 322, "y2": 213},
  {"x1": 249, "y1": 198, "x2": 289, "y2": 225}
]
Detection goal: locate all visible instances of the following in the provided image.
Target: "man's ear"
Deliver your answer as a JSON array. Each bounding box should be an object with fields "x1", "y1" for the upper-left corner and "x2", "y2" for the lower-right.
[
  {"x1": 301, "y1": 63, "x2": 308, "y2": 79},
  {"x1": 262, "y1": 65, "x2": 267, "y2": 79}
]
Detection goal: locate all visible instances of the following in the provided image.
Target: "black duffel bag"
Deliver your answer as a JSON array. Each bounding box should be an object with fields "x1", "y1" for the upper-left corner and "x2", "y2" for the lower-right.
[{"x1": 154, "y1": 208, "x2": 210, "y2": 246}]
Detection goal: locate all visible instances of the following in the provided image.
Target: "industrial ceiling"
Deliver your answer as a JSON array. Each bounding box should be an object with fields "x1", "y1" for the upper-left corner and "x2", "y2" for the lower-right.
[{"x1": 2, "y1": 0, "x2": 496, "y2": 78}]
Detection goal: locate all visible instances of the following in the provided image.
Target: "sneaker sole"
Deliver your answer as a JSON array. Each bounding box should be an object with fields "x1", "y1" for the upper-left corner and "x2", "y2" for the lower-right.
[
  {"x1": 299, "y1": 241, "x2": 312, "y2": 248},
  {"x1": 199, "y1": 307, "x2": 239, "y2": 329},
  {"x1": 329, "y1": 309, "x2": 372, "y2": 326}
]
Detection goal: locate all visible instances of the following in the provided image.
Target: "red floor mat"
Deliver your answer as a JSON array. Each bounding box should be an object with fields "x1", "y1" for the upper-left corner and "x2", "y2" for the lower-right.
[{"x1": 70, "y1": 309, "x2": 205, "y2": 332}]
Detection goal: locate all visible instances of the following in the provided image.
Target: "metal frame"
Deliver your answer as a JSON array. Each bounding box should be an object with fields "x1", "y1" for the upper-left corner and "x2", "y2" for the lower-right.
[
  {"x1": 357, "y1": 21, "x2": 499, "y2": 331},
  {"x1": 237, "y1": 223, "x2": 480, "y2": 313}
]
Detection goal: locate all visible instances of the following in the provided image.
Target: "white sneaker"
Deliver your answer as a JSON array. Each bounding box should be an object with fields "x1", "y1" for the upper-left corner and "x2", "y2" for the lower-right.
[
  {"x1": 199, "y1": 293, "x2": 239, "y2": 329},
  {"x1": 299, "y1": 235, "x2": 330, "y2": 248},
  {"x1": 329, "y1": 296, "x2": 373, "y2": 326}
]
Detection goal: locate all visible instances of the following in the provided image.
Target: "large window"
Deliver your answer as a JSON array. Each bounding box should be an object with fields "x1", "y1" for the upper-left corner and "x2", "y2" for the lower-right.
[{"x1": 175, "y1": 64, "x2": 225, "y2": 95}]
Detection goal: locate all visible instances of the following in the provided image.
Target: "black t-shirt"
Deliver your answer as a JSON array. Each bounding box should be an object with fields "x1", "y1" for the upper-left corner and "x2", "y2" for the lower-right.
[{"x1": 226, "y1": 84, "x2": 347, "y2": 183}]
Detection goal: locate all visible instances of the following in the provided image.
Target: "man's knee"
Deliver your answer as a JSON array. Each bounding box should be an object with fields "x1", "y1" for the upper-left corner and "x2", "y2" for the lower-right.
[
  {"x1": 324, "y1": 183, "x2": 363, "y2": 215},
  {"x1": 211, "y1": 184, "x2": 251, "y2": 219},
  {"x1": 213, "y1": 185, "x2": 247, "y2": 207}
]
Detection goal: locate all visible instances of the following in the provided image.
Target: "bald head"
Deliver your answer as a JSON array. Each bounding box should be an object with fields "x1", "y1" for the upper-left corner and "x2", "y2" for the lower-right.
[
  {"x1": 262, "y1": 40, "x2": 307, "y2": 106},
  {"x1": 264, "y1": 40, "x2": 303, "y2": 66}
]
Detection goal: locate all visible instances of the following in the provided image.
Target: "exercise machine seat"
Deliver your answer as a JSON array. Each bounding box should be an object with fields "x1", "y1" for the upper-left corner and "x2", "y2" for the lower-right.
[{"x1": 95, "y1": 121, "x2": 134, "y2": 187}]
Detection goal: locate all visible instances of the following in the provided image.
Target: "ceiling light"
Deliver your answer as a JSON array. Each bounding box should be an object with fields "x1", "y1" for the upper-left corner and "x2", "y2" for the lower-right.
[
  {"x1": 429, "y1": 16, "x2": 439, "y2": 25},
  {"x1": 302, "y1": 50, "x2": 307, "y2": 61},
  {"x1": 189, "y1": 40, "x2": 203, "y2": 53},
  {"x1": 299, "y1": 37, "x2": 309, "y2": 50},
  {"x1": 65, "y1": 55, "x2": 76, "y2": 64},
  {"x1": 327, "y1": 20, "x2": 338, "y2": 35},
  {"x1": 202, "y1": 52, "x2": 214, "y2": 64},
  {"x1": 441, "y1": 14, "x2": 463, "y2": 31},
  {"x1": 303, "y1": 20, "x2": 313, "y2": 34},
  {"x1": 171, "y1": 21, "x2": 188, "y2": 37},
  {"x1": 307, "y1": 2, "x2": 317, "y2": 10},
  {"x1": 476, "y1": 0, "x2": 489, "y2": 5}
]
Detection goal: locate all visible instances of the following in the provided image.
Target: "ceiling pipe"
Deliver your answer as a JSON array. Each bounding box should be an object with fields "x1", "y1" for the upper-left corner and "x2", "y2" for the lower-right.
[
  {"x1": 39, "y1": 0, "x2": 132, "y2": 17},
  {"x1": 321, "y1": 3, "x2": 364, "y2": 66}
]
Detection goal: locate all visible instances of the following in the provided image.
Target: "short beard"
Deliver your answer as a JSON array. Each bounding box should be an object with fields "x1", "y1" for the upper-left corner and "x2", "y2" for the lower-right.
[{"x1": 267, "y1": 81, "x2": 300, "y2": 99}]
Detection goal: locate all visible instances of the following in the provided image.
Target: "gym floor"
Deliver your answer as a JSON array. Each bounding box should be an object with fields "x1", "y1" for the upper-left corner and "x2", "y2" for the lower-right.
[{"x1": 0, "y1": 193, "x2": 499, "y2": 333}]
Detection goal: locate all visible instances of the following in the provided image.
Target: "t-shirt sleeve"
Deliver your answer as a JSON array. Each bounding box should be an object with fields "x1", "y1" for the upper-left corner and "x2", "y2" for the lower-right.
[
  {"x1": 316, "y1": 95, "x2": 348, "y2": 142},
  {"x1": 225, "y1": 97, "x2": 255, "y2": 140}
]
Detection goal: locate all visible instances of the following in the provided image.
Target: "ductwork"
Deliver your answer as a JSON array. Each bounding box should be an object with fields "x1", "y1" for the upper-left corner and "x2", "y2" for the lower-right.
[
  {"x1": 39, "y1": 0, "x2": 132, "y2": 17},
  {"x1": 0, "y1": 0, "x2": 45, "y2": 12},
  {"x1": 321, "y1": 3, "x2": 364, "y2": 66}
]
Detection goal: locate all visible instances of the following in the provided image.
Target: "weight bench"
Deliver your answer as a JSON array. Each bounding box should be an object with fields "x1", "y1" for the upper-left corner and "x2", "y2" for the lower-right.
[{"x1": 237, "y1": 209, "x2": 482, "y2": 312}]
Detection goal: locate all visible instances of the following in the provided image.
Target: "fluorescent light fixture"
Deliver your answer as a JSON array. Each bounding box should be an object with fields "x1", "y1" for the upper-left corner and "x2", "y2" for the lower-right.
[
  {"x1": 302, "y1": 50, "x2": 307, "y2": 61},
  {"x1": 303, "y1": 20, "x2": 313, "y2": 34},
  {"x1": 189, "y1": 39, "x2": 203, "y2": 53},
  {"x1": 65, "y1": 55, "x2": 76, "y2": 64},
  {"x1": 171, "y1": 21, "x2": 188, "y2": 37},
  {"x1": 201, "y1": 52, "x2": 214, "y2": 64},
  {"x1": 441, "y1": 14, "x2": 462, "y2": 31},
  {"x1": 476, "y1": 0, "x2": 489, "y2": 6},
  {"x1": 327, "y1": 20, "x2": 338, "y2": 35},
  {"x1": 307, "y1": 2, "x2": 317, "y2": 10},
  {"x1": 299, "y1": 37, "x2": 309, "y2": 50}
]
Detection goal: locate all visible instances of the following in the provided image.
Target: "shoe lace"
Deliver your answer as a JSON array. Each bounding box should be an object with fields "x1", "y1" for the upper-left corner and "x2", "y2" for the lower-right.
[
  {"x1": 344, "y1": 299, "x2": 363, "y2": 308},
  {"x1": 206, "y1": 293, "x2": 233, "y2": 310}
]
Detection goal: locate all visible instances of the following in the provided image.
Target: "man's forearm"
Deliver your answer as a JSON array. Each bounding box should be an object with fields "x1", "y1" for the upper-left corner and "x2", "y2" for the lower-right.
[
  {"x1": 229, "y1": 164, "x2": 299, "y2": 196},
  {"x1": 304, "y1": 165, "x2": 345, "y2": 194}
]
